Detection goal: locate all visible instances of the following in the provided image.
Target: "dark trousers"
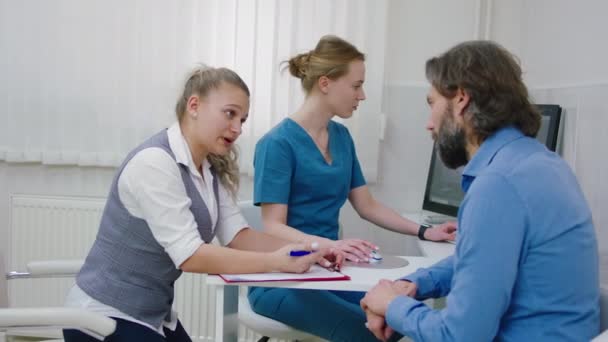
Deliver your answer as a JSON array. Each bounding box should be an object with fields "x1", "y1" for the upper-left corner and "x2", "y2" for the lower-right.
[{"x1": 63, "y1": 317, "x2": 192, "y2": 342}]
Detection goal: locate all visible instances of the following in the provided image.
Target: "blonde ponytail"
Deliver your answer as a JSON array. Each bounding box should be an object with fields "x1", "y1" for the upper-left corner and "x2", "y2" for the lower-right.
[{"x1": 207, "y1": 147, "x2": 240, "y2": 198}]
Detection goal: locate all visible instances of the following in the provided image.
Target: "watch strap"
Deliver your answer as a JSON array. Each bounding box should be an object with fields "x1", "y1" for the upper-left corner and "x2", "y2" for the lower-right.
[{"x1": 418, "y1": 224, "x2": 431, "y2": 241}]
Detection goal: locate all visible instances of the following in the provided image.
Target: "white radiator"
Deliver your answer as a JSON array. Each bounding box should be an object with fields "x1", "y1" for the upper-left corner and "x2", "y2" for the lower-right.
[{"x1": 7, "y1": 194, "x2": 278, "y2": 342}]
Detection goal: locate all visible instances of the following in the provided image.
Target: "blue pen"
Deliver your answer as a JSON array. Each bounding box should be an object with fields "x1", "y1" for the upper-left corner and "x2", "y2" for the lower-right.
[
  {"x1": 288, "y1": 250, "x2": 312, "y2": 257},
  {"x1": 288, "y1": 242, "x2": 319, "y2": 257}
]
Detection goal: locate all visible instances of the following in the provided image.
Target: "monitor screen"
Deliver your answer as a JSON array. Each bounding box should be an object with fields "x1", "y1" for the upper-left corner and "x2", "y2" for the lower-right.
[{"x1": 421, "y1": 104, "x2": 562, "y2": 217}]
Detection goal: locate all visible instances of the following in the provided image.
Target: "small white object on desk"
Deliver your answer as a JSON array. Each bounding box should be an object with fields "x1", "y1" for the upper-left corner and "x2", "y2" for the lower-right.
[
  {"x1": 345, "y1": 254, "x2": 409, "y2": 269},
  {"x1": 370, "y1": 250, "x2": 383, "y2": 262}
]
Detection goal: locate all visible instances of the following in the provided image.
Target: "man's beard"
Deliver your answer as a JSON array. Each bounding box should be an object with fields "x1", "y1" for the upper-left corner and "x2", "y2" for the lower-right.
[{"x1": 435, "y1": 104, "x2": 468, "y2": 169}]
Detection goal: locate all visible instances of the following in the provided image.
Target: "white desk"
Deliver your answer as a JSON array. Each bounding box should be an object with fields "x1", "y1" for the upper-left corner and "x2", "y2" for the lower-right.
[
  {"x1": 206, "y1": 256, "x2": 443, "y2": 342},
  {"x1": 418, "y1": 240, "x2": 455, "y2": 259}
]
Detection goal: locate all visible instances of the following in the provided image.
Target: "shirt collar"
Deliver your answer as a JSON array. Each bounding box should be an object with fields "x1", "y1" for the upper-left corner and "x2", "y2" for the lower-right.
[
  {"x1": 167, "y1": 122, "x2": 211, "y2": 174},
  {"x1": 460, "y1": 126, "x2": 524, "y2": 191}
]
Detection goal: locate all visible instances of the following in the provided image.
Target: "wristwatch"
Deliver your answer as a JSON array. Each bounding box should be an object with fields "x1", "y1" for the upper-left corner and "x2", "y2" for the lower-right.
[{"x1": 418, "y1": 224, "x2": 432, "y2": 241}]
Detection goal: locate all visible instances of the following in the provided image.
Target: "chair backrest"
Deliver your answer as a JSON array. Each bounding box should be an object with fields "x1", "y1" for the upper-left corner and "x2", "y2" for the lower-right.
[
  {"x1": 238, "y1": 201, "x2": 264, "y2": 231},
  {"x1": 0, "y1": 253, "x2": 8, "y2": 308}
]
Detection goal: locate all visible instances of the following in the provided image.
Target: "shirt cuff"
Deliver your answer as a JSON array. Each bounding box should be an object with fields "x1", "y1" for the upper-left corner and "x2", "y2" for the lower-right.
[
  {"x1": 386, "y1": 295, "x2": 424, "y2": 333},
  {"x1": 400, "y1": 269, "x2": 436, "y2": 299},
  {"x1": 166, "y1": 232, "x2": 204, "y2": 268},
  {"x1": 216, "y1": 207, "x2": 249, "y2": 246}
]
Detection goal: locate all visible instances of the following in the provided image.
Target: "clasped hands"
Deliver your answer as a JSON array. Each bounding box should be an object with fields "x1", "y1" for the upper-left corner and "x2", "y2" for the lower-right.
[
  {"x1": 311, "y1": 237, "x2": 420, "y2": 341},
  {"x1": 360, "y1": 279, "x2": 417, "y2": 342}
]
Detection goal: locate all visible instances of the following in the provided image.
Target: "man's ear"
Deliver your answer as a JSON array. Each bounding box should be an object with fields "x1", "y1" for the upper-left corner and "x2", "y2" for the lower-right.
[
  {"x1": 453, "y1": 88, "x2": 471, "y2": 117},
  {"x1": 318, "y1": 76, "x2": 330, "y2": 94}
]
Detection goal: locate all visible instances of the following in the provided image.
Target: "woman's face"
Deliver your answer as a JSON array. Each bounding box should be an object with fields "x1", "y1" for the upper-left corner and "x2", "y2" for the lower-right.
[
  {"x1": 189, "y1": 82, "x2": 250, "y2": 156},
  {"x1": 326, "y1": 60, "x2": 366, "y2": 119}
]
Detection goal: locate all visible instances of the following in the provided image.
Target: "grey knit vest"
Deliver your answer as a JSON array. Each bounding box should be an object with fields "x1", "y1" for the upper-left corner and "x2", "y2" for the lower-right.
[{"x1": 76, "y1": 129, "x2": 219, "y2": 328}]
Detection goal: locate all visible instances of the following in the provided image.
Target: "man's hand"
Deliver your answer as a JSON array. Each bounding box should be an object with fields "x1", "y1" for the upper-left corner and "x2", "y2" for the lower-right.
[
  {"x1": 364, "y1": 309, "x2": 394, "y2": 342},
  {"x1": 361, "y1": 279, "x2": 402, "y2": 316},
  {"x1": 424, "y1": 221, "x2": 457, "y2": 241},
  {"x1": 392, "y1": 279, "x2": 417, "y2": 297},
  {"x1": 360, "y1": 279, "x2": 417, "y2": 341}
]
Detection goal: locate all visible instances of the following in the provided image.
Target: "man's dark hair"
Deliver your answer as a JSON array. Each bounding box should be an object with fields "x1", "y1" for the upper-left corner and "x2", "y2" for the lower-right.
[{"x1": 426, "y1": 40, "x2": 540, "y2": 143}]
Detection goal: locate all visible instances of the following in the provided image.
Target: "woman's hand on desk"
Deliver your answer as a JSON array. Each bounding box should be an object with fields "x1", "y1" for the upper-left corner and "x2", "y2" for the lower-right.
[
  {"x1": 318, "y1": 247, "x2": 345, "y2": 271},
  {"x1": 329, "y1": 238, "x2": 378, "y2": 263},
  {"x1": 425, "y1": 221, "x2": 458, "y2": 241},
  {"x1": 271, "y1": 242, "x2": 326, "y2": 273}
]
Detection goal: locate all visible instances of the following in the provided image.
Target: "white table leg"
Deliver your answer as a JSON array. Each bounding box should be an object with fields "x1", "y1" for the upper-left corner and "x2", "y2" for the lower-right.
[{"x1": 214, "y1": 284, "x2": 238, "y2": 342}]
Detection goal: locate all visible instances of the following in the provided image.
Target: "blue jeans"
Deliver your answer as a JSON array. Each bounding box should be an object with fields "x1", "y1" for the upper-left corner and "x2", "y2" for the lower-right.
[
  {"x1": 249, "y1": 287, "x2": 383, "y2": 342},
  {"x1": 63, "y1": 317, "x2": 191, "y2": 342}
]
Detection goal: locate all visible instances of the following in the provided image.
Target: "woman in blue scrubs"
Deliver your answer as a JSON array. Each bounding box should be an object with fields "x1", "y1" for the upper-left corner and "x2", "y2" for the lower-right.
[{"x1": 248, "y1": 35, "x2": 457, "y2": 341}]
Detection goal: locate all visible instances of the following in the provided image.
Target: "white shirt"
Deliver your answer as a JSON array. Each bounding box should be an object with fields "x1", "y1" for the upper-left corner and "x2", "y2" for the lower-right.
[{"x1": 66, "y1": 122, "x2": 248, "y2": 334}]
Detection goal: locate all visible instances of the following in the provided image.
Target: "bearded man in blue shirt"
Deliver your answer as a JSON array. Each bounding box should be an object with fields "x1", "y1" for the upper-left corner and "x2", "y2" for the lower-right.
[{"x1": 360, "y1": 40, "x2": 599, "y2": 341}]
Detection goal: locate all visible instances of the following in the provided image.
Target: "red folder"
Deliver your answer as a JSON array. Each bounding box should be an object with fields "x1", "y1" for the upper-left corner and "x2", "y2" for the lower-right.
[{"x1": 218, "y1": 265, "x2": 350, "y2": 283}]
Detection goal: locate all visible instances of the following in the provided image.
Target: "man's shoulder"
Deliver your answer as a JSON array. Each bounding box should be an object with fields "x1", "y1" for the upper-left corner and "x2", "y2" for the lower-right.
[
  {"x1": 486, "y1": 137, "x2": 556, "y2": 178},
  {"x1": 472, "y1": 138, "x2": 577, "y2": 214}
]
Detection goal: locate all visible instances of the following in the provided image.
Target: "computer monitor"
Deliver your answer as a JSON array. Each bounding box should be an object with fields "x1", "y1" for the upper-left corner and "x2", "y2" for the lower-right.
[{"x1": 421, "y1": 104, "x2": 562, "y2": 219}]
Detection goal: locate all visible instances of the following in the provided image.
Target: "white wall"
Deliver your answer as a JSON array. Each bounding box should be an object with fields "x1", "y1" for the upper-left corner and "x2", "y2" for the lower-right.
[
  {"x1": 384, "y1": 0, "x2": 480, "y2": 85},
  {"x1": 514, "y1": 1, "x2": 608, "y2": 86}
]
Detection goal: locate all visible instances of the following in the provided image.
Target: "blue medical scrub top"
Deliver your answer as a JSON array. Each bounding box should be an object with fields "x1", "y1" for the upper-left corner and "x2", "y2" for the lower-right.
[{"x1": 253, "y1": 118, "x2": 366, "y2": 240}]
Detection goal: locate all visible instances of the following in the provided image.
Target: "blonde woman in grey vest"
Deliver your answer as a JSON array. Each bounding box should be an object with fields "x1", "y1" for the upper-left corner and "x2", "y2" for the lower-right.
[{"x1": 63, "y1": 66, "x2": 340, "y2": 342}]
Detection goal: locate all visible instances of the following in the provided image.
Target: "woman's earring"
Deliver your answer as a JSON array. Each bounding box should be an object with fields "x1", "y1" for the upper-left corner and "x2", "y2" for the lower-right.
[{"x1": 190, "y1": 112, "x2": 198, "y2": 119}]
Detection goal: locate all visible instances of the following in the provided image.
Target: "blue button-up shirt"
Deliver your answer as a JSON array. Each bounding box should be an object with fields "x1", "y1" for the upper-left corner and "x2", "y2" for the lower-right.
[{"x1": 386, "y1": 126, "x2": 599, "y2": 341}]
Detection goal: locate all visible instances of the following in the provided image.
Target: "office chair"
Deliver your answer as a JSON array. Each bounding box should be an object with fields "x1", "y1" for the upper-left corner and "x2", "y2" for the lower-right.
[
  {"x1": 237, "y1": 201, "x2": 321, "y2": 342},
  {"x1": 1, "y1": 256, "x2": 115, "y2": 342}
]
